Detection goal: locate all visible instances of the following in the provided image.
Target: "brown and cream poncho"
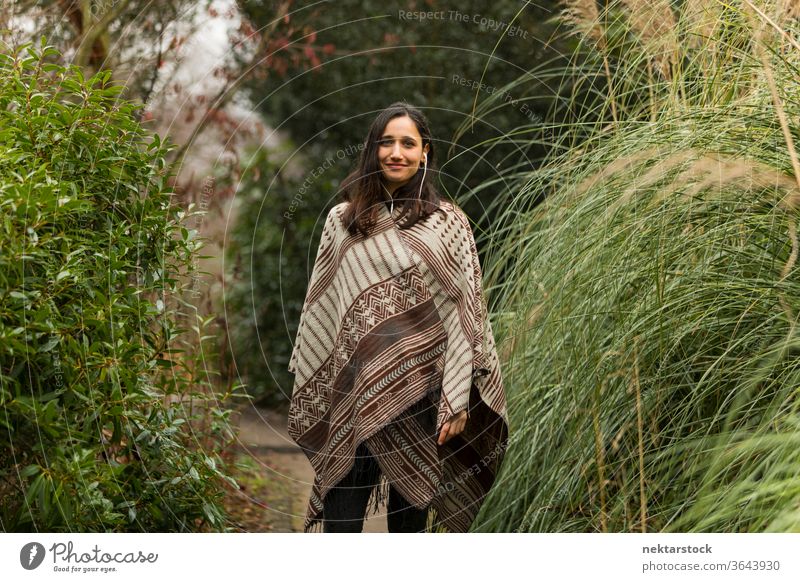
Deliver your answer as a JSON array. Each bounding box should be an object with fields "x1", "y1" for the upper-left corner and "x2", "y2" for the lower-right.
[{"x1": 287, "y1": 199, "x2": 509, "y2": 532}]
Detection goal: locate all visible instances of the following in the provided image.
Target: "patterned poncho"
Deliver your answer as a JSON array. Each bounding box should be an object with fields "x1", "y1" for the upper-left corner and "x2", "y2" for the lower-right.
[{"x1": 287, "y1": 199, "x2": 509, "y2": 532}]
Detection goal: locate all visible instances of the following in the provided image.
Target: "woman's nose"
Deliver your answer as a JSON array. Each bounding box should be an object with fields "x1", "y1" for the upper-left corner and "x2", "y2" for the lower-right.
[{"x1": 391, "y1": 142, "x2": 402, "y2": 157}]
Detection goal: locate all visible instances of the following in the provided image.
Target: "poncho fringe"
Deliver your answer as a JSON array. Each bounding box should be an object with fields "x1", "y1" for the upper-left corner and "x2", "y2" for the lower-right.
[{"x1": 287, "y1": 199, "x2": 509, "y2": 532}]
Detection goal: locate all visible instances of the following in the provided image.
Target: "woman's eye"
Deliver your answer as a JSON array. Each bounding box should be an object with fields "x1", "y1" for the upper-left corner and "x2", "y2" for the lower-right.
[{"x1": 378, "y1": 139, "x2": 416, "y2": 147}]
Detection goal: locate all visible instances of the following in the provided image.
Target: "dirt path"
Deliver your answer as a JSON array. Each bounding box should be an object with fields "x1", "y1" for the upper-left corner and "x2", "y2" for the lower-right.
[{"x1": 233, "y1": 406, "x2": 387, "y2": 533}]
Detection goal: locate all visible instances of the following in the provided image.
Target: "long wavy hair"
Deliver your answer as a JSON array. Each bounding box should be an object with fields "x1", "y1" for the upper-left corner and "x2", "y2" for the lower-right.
[{"x1": 340, "y1": 102, "x2": 443, "y2": 237}]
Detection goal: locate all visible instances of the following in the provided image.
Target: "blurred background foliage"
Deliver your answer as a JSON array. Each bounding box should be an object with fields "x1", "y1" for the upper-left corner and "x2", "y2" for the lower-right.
[{"x1": 223, "y1": 141, "x2": 338, "y2": 408}]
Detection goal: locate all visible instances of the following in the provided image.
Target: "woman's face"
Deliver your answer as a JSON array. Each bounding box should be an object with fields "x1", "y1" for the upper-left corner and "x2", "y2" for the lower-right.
[{"x1": 377, "y1": 115, "x2": 429, "y2": 189}]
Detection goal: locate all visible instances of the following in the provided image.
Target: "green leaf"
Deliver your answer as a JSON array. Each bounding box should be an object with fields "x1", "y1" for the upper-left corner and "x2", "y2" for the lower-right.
[{"x1": 20, "y1": 464, "x2": 41, "y2": 478}]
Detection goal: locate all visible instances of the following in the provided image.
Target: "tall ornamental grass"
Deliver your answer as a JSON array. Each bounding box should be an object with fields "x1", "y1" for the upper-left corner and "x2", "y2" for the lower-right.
[{"x1": 468, "y1": 0, "x2": 800, "y2": 532}]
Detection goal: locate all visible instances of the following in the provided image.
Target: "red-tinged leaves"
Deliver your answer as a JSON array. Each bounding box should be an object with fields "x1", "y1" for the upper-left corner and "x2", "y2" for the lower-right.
[
  {"x1": 271, "y1": 37, "x2": 289, "y2": 51},
  {"x1": 239, "y1": 20, "x2": 256, "y2": 38},
  {"x1": 275, "y1": 57, "x2": 288, "y2": 76},
  {"x1": 303, "y1": 45, "x2": 319, "y2": 68}
]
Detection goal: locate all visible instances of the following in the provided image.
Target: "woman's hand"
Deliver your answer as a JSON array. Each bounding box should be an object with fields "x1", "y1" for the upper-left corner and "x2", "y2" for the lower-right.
[{"x1": 437, "y1": 409, "x2": 468, "y2": 445}]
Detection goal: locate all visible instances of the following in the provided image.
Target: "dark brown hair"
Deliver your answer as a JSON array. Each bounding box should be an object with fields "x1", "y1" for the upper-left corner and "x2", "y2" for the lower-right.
[{"x1": 340, "y1": 101, "x2": 443, "y2": 237}]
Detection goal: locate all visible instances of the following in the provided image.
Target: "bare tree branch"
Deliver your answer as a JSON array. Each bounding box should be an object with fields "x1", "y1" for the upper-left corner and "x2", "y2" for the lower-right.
[{"x1": 73, "y1": 0, "x2": 133, "y2": 71}]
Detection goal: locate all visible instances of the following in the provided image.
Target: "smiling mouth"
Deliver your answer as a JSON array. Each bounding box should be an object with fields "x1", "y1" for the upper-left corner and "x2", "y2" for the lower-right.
[{"x1": 386, "y1": 164, "x2": 406, "y2": 168}]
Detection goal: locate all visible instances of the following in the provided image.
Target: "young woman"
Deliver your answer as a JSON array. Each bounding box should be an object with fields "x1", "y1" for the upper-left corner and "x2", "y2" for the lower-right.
[{"x1": 287, "y1": 102, "x2": 509, "y2": 533}]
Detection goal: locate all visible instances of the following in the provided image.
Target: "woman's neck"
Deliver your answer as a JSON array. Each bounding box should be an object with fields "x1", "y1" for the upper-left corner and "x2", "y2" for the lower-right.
[
  {"x1": 381, "y1": 182, "x2": 399, "y2": 213},
  {"x1": 381, "y1": 182, "x2": 398, "y2": 198}
]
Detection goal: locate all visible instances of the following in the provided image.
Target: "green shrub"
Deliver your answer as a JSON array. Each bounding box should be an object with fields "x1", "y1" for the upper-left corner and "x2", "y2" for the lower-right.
[{"x1": 0, "y1": 39, "x2": 236, "y2": 531}]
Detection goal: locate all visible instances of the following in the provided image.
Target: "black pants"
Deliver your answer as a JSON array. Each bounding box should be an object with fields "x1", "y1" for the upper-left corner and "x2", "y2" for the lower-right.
[{"x1": 322, "y1": 442, "x2": 429, "y2": 533}]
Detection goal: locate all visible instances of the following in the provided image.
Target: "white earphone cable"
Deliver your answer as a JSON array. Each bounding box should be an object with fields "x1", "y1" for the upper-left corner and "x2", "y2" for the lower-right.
[{"x1": 417, "y1": 153, "x2": 427, "y2": 205}]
